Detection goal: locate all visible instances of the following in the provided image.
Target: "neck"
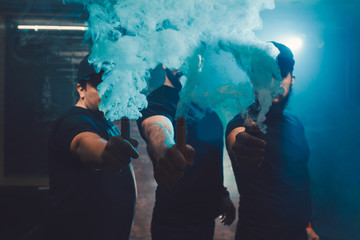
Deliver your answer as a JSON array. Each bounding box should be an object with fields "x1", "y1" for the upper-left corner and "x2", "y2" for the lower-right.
[
  {"x1": 268, "y1": 103, "x2": 286, "y2": 116},
  {"x1": 75, "y1": 100, "x2": 86, "y2": 109}
]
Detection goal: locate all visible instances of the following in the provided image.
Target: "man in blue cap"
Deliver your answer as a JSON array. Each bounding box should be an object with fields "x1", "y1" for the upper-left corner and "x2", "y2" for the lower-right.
[
  {"x1": 226, "y1": 42, "x2": 320, "y2": 240},
  {"x1": 46, "y1": 55, "x2": 139, "y2": 240}
]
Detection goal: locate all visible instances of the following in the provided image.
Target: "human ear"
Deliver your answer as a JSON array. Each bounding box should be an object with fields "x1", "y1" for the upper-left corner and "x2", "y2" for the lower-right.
[
  {"x1": 291, "y1": 76, "x2": 295, "y2": 85},
  {"x1": 76, "y1": 84, "x2": 85, "y2": 98}
]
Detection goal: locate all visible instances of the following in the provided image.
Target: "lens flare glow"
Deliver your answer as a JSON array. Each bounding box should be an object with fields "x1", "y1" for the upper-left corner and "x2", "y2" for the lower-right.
[{"x1": 280, "y1": 36, "x2": 303, "y2": 53}]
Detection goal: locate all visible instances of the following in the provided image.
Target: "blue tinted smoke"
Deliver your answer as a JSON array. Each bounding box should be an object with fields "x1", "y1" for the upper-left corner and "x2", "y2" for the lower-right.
[
  {"x1": 178, "y1": 40, "x2": 283, "y2": 131},
  {"x1": 63, "y1": 0, "x2": 281, "y2": 123}
]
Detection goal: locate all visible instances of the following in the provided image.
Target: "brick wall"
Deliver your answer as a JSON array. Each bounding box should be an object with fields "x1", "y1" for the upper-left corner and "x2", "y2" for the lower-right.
[{"x1": 123, "y1": 120, "x2": 239, "y2": 240}]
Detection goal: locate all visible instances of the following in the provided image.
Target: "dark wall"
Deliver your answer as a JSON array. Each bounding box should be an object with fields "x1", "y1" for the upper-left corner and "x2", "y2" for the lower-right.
[{"x1": 3, "y1": 17, "x2": 89, "y2": 177}]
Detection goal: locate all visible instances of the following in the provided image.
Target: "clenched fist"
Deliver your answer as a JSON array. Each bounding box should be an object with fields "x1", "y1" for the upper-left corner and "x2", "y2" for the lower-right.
[
  {"x1": 154, "y1": 144, "x2": 195, "y2": 188},
  {"x1": 232, "y1": 118, "x2": 267, "y2": 169},
  {"x1": 101, "y1": 136, "x2": 139, "y2": 173}
]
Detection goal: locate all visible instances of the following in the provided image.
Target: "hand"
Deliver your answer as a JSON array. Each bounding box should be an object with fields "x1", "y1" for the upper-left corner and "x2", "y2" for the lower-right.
[
  {"x1": 154, "y1": 144, "x2": 195, "y2": 188},
  {"x1": 101, "y1": 136, "x2": 139, "y2": 173},
  {"x1": 219, "y1": 195, "x2": 236, "y2": 226},
  {"x1": 306, "y1": 227, "x2": 320, "y2": 240},
  {"x1": 232, "y1": 118, "x2": 267, "y2": 169}
]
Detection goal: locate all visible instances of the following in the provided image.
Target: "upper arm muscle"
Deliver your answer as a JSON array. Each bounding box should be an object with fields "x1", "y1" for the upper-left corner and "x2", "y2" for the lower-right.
[
  {"x1": 141, "y1": 115, "x2": 174, "y2": 140},
  {"x1": 70, "y1": 132, "x2": 107, "y2": 165}
]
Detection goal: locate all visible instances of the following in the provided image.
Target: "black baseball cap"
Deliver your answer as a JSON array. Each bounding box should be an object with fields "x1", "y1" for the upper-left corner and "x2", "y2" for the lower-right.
[
  {"x1": 76, "y1": 55, "x2": 103, "y2": 87},
  {"x1": 271, "y1": 41, "x2": 295, "y2": 78}
]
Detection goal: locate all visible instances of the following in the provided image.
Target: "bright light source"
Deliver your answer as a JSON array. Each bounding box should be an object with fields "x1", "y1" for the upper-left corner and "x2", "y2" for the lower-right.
[
  {"x1": 281, "y1": 36, "x2": 303, "y2": 53},
  {"x1": 17, "y1": 25, "x2": 88, "y2": 31}
]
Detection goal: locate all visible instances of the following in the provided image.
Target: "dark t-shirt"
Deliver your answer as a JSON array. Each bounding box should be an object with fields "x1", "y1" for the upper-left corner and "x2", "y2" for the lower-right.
[
  {"x1": 138, "y1": 86, "x2": 226, "y2": 226},
  {"x1": 226, "y1": 106, "x2": 311, "y2": 239},
  {"x1": 47, "y1": 106, "x2": 136, "y2": 240}
]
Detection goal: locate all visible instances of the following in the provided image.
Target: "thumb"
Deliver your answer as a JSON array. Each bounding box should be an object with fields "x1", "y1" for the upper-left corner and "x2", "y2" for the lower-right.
[
  {"x1": 244, "y1": 118, "x2": 260, "y2": 134},
  {"x1": 128, "y1": 138, "x2": 139, "y2": 149},
  {"x1": 124, "y1": 139, "x2": 139, "y2": 159},
  {"x1": 184, "y1": 145, "x2": 196, "y2": 166}
]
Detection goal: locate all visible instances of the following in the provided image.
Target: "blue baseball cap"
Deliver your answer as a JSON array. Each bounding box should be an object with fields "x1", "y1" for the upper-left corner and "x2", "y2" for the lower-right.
[
  {"x1": 271, "y1": 41, "x2": 295, "y2": 78},
  {"x1": 77, "y1": 55, "x2": 103, "y2": 86}
]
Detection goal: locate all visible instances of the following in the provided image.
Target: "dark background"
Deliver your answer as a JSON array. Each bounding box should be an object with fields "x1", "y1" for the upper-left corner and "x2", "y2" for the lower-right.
[
  {"x1": 4, "y1": 19, "x2": 87, "y2": 176},
  {"x1": 257, "y1": 1, "x2": 360, "y2": 239},
  {"x1": 0, "y1": 0, "x2": 359, "y2": 239}
]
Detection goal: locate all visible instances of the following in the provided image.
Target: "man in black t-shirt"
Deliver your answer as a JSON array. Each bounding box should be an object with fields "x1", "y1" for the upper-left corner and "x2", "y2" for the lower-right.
[
  {"x1": 137, "y1": 66, "x2": 235, "y2": 240},
  {"x1": 226, "y1": 42, "x2": 319, "y2": 240},
  {"x1": 46, "y1": 56, "x2": 139, "y2": 240}
]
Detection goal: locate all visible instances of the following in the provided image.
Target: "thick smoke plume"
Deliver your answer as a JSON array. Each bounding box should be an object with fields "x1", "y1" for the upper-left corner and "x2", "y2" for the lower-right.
[
  {"x1": 63, "y1": 0, "x2": 282, "y2": 128},
  {"x1": 178, "y1": 40, "x2": 283, "y2": 131}
]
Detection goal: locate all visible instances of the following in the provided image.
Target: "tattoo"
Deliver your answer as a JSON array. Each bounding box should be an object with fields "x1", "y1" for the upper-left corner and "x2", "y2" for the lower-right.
[{"x1": 145, "y1": 122, "x2": 175, "y2": 166}]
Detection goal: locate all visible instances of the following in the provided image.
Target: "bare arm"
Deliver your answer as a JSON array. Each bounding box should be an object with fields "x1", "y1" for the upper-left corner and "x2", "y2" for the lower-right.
[
  {"x1": 140, "y1": 115, "x2": 175, "y2": 166},
  {"x1": 138, "y1": 67, "x2": 195, "y2": 187},
  {"x1": 70, "y1": 132, "x2": 139, "y2": 172},
  {"x1": 140, "y1": 115, "x2": 195, "y2": 188},
  {"x1": 70, "y1": 132, "x2": 106, "y2": 168}
]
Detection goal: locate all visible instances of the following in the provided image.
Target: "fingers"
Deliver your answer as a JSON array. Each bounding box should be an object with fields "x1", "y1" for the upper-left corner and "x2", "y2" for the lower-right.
[
  {"x1": 233, "y1": 128, "x2": 266, "y2": 169},
  {"x1": 154, "y1": 162, "x2": 184, "y2": 189},
  {"x1": 154, "y1": 172, "x2": 172, "y2": 189},
  {"x1": 233, "y1": 121, "x2": 266, "y2": 169},
  {"x1": 166, "y1": 146, "x2": 188, "y2": 171},
  {"x1": 220, "y1": 214, "x2": 234, "y2": 226},
  {"x1": 220, "y1": 208, "x2": 236, "y2": 225},
  {"x1": 184, "y1": 145, "x2": 196, "y2": 166},
  {"x1": 109, "y1": 136, "x2": 139, "y2": 159},
  {"x1": 154, "y1": 145, "x2": 192, "y2": 188},
  {"x1": 101, "y1": 150, "x2": 130, "y2": 173},
  {"x1": 158, "y1": 153, "x2": 186, "y2": 176},
  {"x1": 232, "y1": 142, "x2": 265, "y2": 157},
  {"x1": 220, "y1": 196, "x2": 236, "y2": 226},
  {"x1": 244, "y1": 118, "x2": 260, "y2": 134},
  {"x1": 101, "y1": 136, "x2": 140, "y2": 173},
  {"x1": 129, "y1": 138, "x2": 139, "y2": 149},
  {"x1": 235, "y1": 131, "x2": 266, "y2": 148}
]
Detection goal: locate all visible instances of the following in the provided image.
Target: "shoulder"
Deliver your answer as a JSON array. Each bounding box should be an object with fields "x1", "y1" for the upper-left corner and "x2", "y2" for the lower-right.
[
  {"x1": 51, "y1": 107, "x2": 99, "y2": 140},
  {"x1": 283, "y1": 110, "x2": 305, "y2": 131},
  {"x1": 54, "y1": 108, "x2": 89, "y2": 130},
  {"x1": 60, "y1": 107, "x2": 95, "y2": 124},
  {"x1": 50, "y1": 107, "x2": 107, "y2": 151}
]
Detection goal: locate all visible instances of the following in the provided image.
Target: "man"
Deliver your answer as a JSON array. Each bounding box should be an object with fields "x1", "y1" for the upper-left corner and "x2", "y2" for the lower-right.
[
  {"x1": 137, "y1": 66, "x2": 236, "y2": 240},
  {"x1": 46, "y1": 56, "x2": 139, "y2": 240},
  {"x1": 226, "y1": 42, "x2": 320, "y2": 240}
]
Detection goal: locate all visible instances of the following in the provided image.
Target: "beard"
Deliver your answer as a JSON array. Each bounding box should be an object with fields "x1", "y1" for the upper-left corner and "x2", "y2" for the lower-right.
[{"x1": 269, "y1": 86, "x2": 293, "y2": 114}]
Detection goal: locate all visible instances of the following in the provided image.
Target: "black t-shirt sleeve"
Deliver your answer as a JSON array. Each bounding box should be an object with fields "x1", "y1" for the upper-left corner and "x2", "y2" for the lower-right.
[
  {"x1": 54, "y1": 114, "x2": 100, "y2": 152},
  {"x1": 137, "y1": 85, "x2": 180, "y2": 131}
]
